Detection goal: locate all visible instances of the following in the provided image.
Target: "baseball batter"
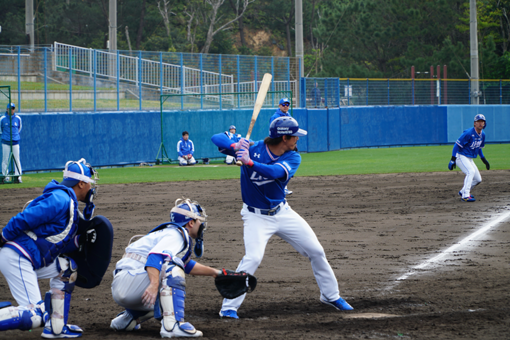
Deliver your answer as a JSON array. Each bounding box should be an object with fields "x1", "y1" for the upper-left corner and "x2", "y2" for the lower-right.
[
  {"x1": 224, "y1": 125, "x2": 241, "y2": 165},
  {"x1": 110, "y1": 198, "x2": 222, "y2": 338},
  {"x1": 211, "y1": 116, "x2": 353, "y2": 319},
  {"x1": 177, "y1": 131, "x2": 196, "y2": 166},
  {"x1": 0, "y1": 103, "x2": 22, "y2": 183},
  {"x1": 0, "y1": 158, "x2": 99, "y2": 338},
  {"x1": 448, "y1": 114, "x2": 490, "y2": 202}
]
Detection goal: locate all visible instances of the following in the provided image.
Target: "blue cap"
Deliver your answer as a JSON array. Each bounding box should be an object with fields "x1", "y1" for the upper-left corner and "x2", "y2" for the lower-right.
[
  {"x1": 7, "y1": 103, "x2": 15, "y2": 110},
  {"x1": 279, "y1": 98, "x2": 290, "y2": 105},
  {"x1": 229, "y1": 125, "x2": 236, "y2": 130},
  {"x1": 61, "y1": 159, "x2": 95, "y2": 187}
]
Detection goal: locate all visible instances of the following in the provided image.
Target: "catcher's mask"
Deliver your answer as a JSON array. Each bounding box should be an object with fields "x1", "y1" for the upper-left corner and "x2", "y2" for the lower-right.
[
  {"x1": 170, "y1": 198, "x2": 208, "y2": 257},
  {"x1": 61, "y1": 158, "x2": 99, "y2": 196}
]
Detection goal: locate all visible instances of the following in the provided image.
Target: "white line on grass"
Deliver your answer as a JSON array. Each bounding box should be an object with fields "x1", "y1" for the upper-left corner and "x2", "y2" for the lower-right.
[{"x1": 395, "y1": 209, "x2": 510, "y2": 282}]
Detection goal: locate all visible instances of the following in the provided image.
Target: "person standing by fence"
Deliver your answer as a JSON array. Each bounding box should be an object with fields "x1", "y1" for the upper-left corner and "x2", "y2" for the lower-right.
[{"x1": 1, "y1": 103, "x2": 22, "y2": 183}]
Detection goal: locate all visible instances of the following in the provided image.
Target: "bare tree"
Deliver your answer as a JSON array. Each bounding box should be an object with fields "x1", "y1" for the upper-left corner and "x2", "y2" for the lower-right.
[
  {"x1": 157, "y1": 0, "x2": 176, "y2": 50},
  {"x1": 136, "y1": 0, "x2": 147, "y2": 50},
  {"x1": 228, "y1": 0, "x2": 246, "y2": 47},
  {"x1": 185, "y1": 0, "x2": 201, "y2": 52},
  {"x1": 200, "y1": 0, "x2": 254, "y2": 54}
]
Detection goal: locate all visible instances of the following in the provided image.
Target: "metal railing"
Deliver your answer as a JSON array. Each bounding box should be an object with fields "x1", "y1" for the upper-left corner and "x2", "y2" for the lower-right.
[
  {"x1": 301, "y1": 77, "x2": 510, "y2": 107},
  {"x1": 0, "y1": 44, "x2": 301, "y2": 112}
]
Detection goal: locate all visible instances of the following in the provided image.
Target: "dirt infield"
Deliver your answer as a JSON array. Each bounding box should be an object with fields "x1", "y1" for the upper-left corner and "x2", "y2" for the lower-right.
[{"x1": 1, "y1": 170, "x2": 509, "y2": 339}]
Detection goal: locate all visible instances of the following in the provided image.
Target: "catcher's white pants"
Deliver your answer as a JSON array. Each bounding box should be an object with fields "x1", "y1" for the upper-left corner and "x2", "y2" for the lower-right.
[
  {"x1": 111, "y1": 267, "x2": 153, "y2": 312},
  {"x1": 221, "y1": 202, "x2": 340, "y2": 312},
  {"x1": 2, "y1": 143, "x2": 21, "y2": 176},
  {"x1": 178, "y1": 156, "x2": 196, "y2": 166},
  {"x1": 456, "y1": 154, "x2": 482, "y2": 198},
  {"x1": 0, "y1": 247, "x2": 64, "y2": 308}
]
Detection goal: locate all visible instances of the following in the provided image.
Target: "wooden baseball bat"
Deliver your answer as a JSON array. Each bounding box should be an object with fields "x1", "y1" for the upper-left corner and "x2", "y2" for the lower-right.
[{"x1": 236, "y1": 73, "x2": 273, "y2": 166}]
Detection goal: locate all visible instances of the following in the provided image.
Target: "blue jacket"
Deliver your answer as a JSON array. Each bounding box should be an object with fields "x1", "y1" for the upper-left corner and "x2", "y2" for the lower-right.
[
  {"x1": 0, "y1": 112, "x2": 22, "y2": 145},
  {"x1": 269, "y1": 109, "x2": 290, "y2": 124},
  {"x1": 177, "y1": 138, "x2": 194, "y2": 157},
  {"x1": 1, "y1": 180, "x2": 81, "y2": 269}
]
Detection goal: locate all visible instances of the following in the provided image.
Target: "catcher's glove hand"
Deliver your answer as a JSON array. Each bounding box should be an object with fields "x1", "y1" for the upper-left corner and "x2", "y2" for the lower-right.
[{"x1": 215, "y1": 269, "x2": 257, "y2": 299}]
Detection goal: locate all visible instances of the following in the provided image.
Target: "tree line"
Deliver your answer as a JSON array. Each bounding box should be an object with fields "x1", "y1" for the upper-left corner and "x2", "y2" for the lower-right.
[{"x1": 1, "y1": 0, "x2": 510, "y2": 79}]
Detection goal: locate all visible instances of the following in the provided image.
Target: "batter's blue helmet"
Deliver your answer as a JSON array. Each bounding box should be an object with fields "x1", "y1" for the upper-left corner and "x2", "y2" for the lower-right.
[
  {"x1": 170, "y1": 198, "x2": 207, "y2": 227},
  {"x1": 269, "y1": 116, "x2": 307, "y2": 139},
  {"x1": 229, "y1": 125, "x2": 236, "y2": 130},
  {"x1": 474, "y1": 114, "x2": 486, "y2": 129},
  {"x1": 61, "y1": 158, "x2": 98, "y2": 188}
]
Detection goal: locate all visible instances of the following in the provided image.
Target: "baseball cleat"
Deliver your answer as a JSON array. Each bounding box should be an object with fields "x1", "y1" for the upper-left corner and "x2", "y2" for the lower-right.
[
  {"x1": 461, "y1": 196, "x2": 476, "y2": 202},
  {"x1": 41, "y1": 323, "x2": 83, "y2": 338},
  {"x1": 219, "y1": 309, "x2": 239, "y2": 319},
  {"x1": 160, "y1": 322, "x2": 202, "y2": 338},
  {"x1": 320, "y1": 297, "x2": 354, "y2": 311},
  {"x1": 284, "y1": 189, "x2": 293, "y2": 196}
]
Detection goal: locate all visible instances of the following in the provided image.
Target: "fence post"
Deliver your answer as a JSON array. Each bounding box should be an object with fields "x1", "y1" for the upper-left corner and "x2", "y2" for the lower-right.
[
  {"x1": 160, "y1": 52, "x2": 163, "y2": 98},
  {"x1": 139, "y1": 51, "x2": 143, "y2": 111},
  {"x1": 500, "y1": 79, "x2": 502, "y2": 104},
  {"x1": 237, "y1": 55, "x2": 240, "y2": 108},
  {"x1": 44, "y1": 48, "x2": 48, "y2": 112},
  {"x1": 180, "y1": 53, "x2": 184, "y2": 110},
  {"x1": 116, "y1": 50, "x2": 120, "y2": 111},
  {"x1": 387, "y1": 78, "x2": 390, "y2": 105},
  {"x1": 300, "y1": 77, "x2": 305, "y2": 108},
  {"x1": 219, "y1": 54, "x2": 222, "y2": 110},
  {"x1": 200, "y1": 54, "x2": 204, "y2": 110},
  {"x1": 366, "y1": 78, "x2": 369, "y2": 106},
  {"x1": 298, "y1": 58, "x2": 302, "y2": 108},
  {"x1": 17, "y1": 46, "x2": 21, "y2": 111},
  {"x1": 271, "y1": 57, "x2": 275, "y2": 107},
  {"x1": 324, "y1": 78, "x2": 328, "y2": 107},
  {"x1": 287, "y1": 57, "x2": 290, "y2": 96},
  {"x1": 254, "y1": 55, "x2": 258, "y2": 93},
  {"x1": 347, "y1": 78, "x2": 350, "y2": 106},
  {"x1": 93, "y1": 50, "x2": 97, "y2": 112},
  {"x1": 69, "y1": 48, "x2": 73, "y2": 111},
  {"x1": 336, "y1": 78, "x2": 340, "y2": 107}
]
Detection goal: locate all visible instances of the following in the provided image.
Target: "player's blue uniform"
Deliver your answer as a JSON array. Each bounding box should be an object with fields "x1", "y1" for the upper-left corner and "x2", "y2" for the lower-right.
[
  {"x1": 1, "y1": 111, "x2": 23, "y2": 179},
  {"x1": 451, "y1": 126, "x2": 487, "y2": 200},
  {"x1": 177, "y1": 137, "x2": 196, "y2": 166},
  {"x1": 211, "y1": 131, "x2": 350, "y2": 316},
  {"x1": 224, "y1": 131, "x2": 241, "y2": 165},
  {"x1": 269, "y1": 108, "x2": 289, "y2": 124}
]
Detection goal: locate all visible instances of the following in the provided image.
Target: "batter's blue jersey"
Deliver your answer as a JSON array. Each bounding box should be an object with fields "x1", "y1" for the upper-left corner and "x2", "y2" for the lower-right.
[
  {"x1": 211, "y1": 133, "x2": 300, "y2": 209},
  {"x1": 455, "y1": 127, "x2": 485, "y2": 158}
]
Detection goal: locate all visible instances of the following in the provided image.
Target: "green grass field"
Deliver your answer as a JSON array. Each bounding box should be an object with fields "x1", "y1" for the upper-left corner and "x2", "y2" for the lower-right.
[{"x1": 1, "y1": 144, "x2": 508, "y2": 189}]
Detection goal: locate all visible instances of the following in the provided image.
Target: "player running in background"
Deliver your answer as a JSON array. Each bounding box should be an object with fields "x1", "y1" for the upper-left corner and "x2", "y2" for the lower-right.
[
  {"x1": 110, "y1": 198, "x2": 223, "y2": 338},
  {"x1": 269, "y1": 98, "x2": 293, "y2": 195},
  {"x1": 211, "y1": 116, "x2": 353, "y2": 319},
  {"x1": 0, "y1": 159, "x2": 99, "y2": 338},
  {"x1": 224, "y1": 125, "x2": 241, "y2": 165},
  {"x1": 448, "y1": 114, "x2": 490, "y2": 202}
]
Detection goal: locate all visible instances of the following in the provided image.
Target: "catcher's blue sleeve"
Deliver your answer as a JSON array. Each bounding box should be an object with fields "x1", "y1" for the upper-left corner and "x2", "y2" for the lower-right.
[
  {"x1": 146, "y1": 253, "x2": 167, "y2": 271},
  {"x1": 184, "y1": 260, "x2": 196, "y2": 274}
]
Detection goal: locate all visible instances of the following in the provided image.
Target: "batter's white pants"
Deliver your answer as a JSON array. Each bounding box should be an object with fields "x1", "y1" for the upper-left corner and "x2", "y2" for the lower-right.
[
  {"x1": 0, "y1": 247, "x2": 64, "y2": 308},
  {"x1": 2, "y1": 143, "x2": 21, "y2": 176},
  {"x1": 178, "y1": 156, "x2": 196, "y2": 166},
  {"x1": 111, "y1": 267, "x2": 153, "y2": 312},
  {"x1": 221, "y1": 202, "x2": 340, "y2": 312},
  {"x1": 456, "y1": 154, "x2": 482, "y2": 198}
]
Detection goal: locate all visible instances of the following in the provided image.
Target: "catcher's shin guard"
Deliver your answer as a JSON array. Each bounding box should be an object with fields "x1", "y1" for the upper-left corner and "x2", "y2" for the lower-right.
[
  {"x1": 155, "y1": 260, "x2": 202, "y2": 337},
  {"x1": 0, "y1": 301, "x2": 46, "y2": 331}
]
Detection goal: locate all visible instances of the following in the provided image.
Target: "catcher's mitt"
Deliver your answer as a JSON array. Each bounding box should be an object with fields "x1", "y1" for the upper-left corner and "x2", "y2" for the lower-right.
[{"x1": 215, "y1": 269, "x2": 257, "y2": 299}]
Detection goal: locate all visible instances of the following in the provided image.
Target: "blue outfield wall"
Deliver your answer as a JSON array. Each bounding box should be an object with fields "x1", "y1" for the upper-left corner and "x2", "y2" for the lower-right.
[{"x1": 4, "y1": 105, "x2": 509, "y2": 171}]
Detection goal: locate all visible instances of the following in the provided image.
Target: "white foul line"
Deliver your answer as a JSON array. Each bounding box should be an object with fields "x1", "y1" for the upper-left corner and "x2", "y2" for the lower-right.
[{"x1": 396, "y1": 209, "x2": 510, "y2": 282}]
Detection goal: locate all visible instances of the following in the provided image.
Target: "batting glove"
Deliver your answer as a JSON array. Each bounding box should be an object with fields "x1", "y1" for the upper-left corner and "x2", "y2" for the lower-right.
[
  {"x1": 448, "y1": 156, "x2": 456, "y2": 171},
  {"x1": 236, "y1": 149, "x2": 254, "y2": 167},
  {"x1": 231, "y1": 138, "x2": 250, "y2": 151},
  {"x1": 481, "y1": 157, "x2": 490, "y2": 170}
]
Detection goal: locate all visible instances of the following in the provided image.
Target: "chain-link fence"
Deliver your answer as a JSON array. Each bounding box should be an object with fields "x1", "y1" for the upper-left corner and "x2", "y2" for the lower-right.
[
  {"x1": 0, "y1": 43, "x2": 301, "y2": 113},
  {"x1": 301, "y1": 78, "x2": 510, "y2": 107}
]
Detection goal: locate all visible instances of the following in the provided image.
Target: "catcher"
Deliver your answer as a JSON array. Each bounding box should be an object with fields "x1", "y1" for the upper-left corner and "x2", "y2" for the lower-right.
[{"x1": 110, "y1": 198, "x2": 255, "y2": 338}]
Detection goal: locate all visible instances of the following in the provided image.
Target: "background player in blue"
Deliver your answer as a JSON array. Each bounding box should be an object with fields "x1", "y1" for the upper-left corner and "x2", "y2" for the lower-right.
[
  {"x1": 224, "y1": 125, "x2": 241, "y2": 165},
  {"x1": 211, "y1": 116, "x2": 353, "y2": 319},
  {"x1": 1, "y1": 103, "x2": 22, "y2": 183},
  {"x1": 448, "y1": 114, "x2": 490, "y2": 202},
  {"x1": 110, "y1": 197, "x2": 223, "y2": 338},
  {"x1": 0, "y1": 158, "x2": 99, "y2": 338},
  {"x1": 177, "y1": 131, "x2": 196, "y2": 166},
  {"x1": 269, "y1": 98, "x2": 293, "y2": 195}
]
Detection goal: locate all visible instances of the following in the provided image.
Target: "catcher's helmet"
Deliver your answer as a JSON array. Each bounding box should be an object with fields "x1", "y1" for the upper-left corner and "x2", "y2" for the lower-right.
[
  {"x1": 61, "y1": 158, "x2": 98, "y2": 188},
  {"x1": 229, "y1": 125, "x2": 236, "y2": 130},
  {"x1": 474, "y1": 114, "x2": 486, "y2": 129},
  {"x1": 269, "y1": 116, "x2": 307, "y2": 139},
  {"x1": 170, "y1": 198, "x2": 207, "y2": 227}
]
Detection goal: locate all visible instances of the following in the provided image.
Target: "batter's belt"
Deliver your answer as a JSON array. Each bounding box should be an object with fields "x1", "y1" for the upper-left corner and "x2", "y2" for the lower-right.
[{"x1": 244, "y1": 201, "x2": 285, "y2": 216}]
